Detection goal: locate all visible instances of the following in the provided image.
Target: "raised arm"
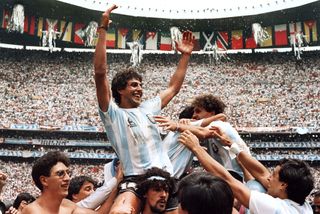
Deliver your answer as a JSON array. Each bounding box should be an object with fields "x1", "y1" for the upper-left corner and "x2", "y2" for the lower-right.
[
  {"x1": 200, "y1": 113, "x2": 227, "y2": 127},
  {"x1": 159, "y1": 31, "x2": 194, "y2": 109},
  {"x1": 210, "y1": 126, "x2": 271, "y2": 188},
  {"x1": 178, "y1": 130, "x2": 251, "y2": 208},
  {"x1": 94, "y1": 5, "x2": 118, "y2": 112}
]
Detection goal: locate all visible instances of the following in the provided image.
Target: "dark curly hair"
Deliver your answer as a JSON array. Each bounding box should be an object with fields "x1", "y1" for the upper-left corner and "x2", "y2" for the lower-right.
[
  {"x1": 31, "y1": 151, "x2": 70, "y2": 191},
  {"x1": 111, "y1": 68, "x2": 142, "y2": 105},
  {"x1": 136, "y1": 167, "x2": 175, "y2": 198},
  {"x1": 191, "y1": 94, "x2": 226, "y2": 114}
]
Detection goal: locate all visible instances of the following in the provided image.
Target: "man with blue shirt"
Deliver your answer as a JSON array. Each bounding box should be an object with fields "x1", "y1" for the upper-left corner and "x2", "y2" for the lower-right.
[{"x1": 94, "y1": 5, "x2": 194, "y2": 214}]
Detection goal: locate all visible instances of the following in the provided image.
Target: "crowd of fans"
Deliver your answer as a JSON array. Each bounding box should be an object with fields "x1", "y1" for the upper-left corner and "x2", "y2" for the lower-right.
[
  {"x1": 0, "y1": 48, "x2": 319, "y2": 131},
  {"x1": 0, "y1": 160, "x2": 319, "y2": 205}
]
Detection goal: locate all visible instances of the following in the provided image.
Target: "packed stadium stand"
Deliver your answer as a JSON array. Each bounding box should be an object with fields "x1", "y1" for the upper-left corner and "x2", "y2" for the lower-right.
[{"x1": 0, "y1": 0, "x2": 319, "y2": 208}]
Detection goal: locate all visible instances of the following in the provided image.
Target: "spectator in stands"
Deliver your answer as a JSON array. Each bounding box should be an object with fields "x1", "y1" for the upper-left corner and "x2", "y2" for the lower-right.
[
  {"x1": 136, "y1": 167, "x2": 176, "y2": 214},
  {"x1": 0, "y1": 171, "x2": 7, "y2": 214},
  {"x1": 21, "y1": 151, "x2": 117, "y2": 214},
  {"x1": 313, "y1": 191, "x2": 320, "y2": 214},
  {"x1": 178, "y1": 129, "x2": 314, "y2": 213},
  {"x1": 94, "y1": 4, "x2": 194, "y2": 214},
  {"x1": 177, "y1": 172, "x2": 234, "y2": 214}
]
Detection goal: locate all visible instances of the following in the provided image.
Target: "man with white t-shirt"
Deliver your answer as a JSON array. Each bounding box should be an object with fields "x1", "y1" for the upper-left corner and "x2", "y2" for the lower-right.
[{"x1": 178, "y1": 129, "x2": 314, "y2": 214}]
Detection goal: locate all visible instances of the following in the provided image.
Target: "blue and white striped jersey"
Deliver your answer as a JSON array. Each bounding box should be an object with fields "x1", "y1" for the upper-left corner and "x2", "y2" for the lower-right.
[{"x1": 99, "y1": 96, "x2": 173, "y2": 176}]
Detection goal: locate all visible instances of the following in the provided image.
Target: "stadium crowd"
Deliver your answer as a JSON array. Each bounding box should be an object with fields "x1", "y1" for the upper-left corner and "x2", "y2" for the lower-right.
[
  {"x1": 0, "y1": 48, "x2": 319, "y2": 131},
  {"x1": 0, "y1": 160, "x2": 319, "y2": 207}
]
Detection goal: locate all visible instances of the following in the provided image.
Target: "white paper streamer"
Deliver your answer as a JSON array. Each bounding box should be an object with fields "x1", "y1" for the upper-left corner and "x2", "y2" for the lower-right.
[
  {"x1": 7, "y1": 4, "x2": 24, "y2": 33},
  {"x1": 170, "y1": 27, "x2": 182, "y2": 52}
]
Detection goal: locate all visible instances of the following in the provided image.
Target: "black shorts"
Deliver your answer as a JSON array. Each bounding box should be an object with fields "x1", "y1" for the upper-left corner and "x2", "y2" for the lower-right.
[{"x1": 118, "y1": 176, "x2": 179, "y2": 211}]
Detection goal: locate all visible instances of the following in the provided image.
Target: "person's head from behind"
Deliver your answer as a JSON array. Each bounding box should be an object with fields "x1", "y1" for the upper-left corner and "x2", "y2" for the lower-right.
[
  {"x1": 178, "y1": 172, "x2": 234, "y2": 214},
  {"x1": 191, "y1": 94, "x2": 226, "y2": 120},
  {"x1": 179, "y1": 106, "x2": 194, "y2": 120},
  {"x1": 313, "y1": 191, "x2": 320, "y2": 214},
  {"x1": 137, "y1": 167, "x2": 175, "y2": 214},
  {"x1": 111, "y1": 68, "x2": 143, "y2": 107},
  {"x1": 13, "y1": 192, "x2": 35, "y2": 211},
  {"x1": 66, "y1": 176, "x2": 97, "y2": 202},
  {"x1": 31, "y1": 151, "x2": 71, "y2": 197},
  {"x1": 267, "y1": 159, "x2": 314, "y2": 205}
]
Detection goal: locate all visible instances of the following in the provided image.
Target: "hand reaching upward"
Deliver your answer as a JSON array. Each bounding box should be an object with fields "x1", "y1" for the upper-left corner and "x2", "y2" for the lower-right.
[
  {"x1": 175, "y1": 31, "x2": 195, "y2": 55},
  {"x1": 100, "y1": 4, "x2": 118, "y2": 29}
]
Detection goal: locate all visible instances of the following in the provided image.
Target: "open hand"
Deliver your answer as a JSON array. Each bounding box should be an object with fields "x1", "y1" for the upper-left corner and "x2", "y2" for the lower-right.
[
  {"x1": 175, "y1": 31, "x2": 195, "y2": 55},
  {"x1": 178, "y1": 130, "x2": 200, "y2": 149},
  {"x1": 209, "y1": 126, "x2": 233, "y2": 147},
  {"x1": 154, "y1": 115, "x2": 177, "y2": 131}
]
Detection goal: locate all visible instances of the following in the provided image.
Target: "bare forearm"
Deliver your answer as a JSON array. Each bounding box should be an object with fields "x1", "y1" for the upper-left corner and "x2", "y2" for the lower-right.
[
  {"x1": 178, "y1": 124, "x2": 211, "y2": 140},
  {"x1": 201, "y1": 113, "x2": 227, "y2": 127},
  {"x1": 168, "y1": 54, "x2": 190, "y2": 93},
  {"x1": 237, "y1": 151, "x2": 270, "y2": 187},
  {"x1": 95, "y1": 187, "x2": 118, "y2": 214},
  {"x1": 191, "y1": 145, "x2": 250, "y2": 207},
  {"x1": 94, "y1": 30, "x2": 107, "y2": 74}
]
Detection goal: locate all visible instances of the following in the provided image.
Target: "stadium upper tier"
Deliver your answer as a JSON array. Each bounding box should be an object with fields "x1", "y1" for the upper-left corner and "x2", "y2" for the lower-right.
[{"x1": 0, "y1": 48, "x2": 319, "y2": 131}]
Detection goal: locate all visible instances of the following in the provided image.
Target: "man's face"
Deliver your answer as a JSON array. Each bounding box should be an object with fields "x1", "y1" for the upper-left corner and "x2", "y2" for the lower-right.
[
  {"x1": 313, "y1": 196, "x2": 320, "y2": 214},
  {"x1": 119, "y1": 78, "x2": 143, "y2": 108},
  {"x1": 144, "y1": 187, "x2": 169, "y2": 213},
  {"x1": 192, "y1": 106, "x2": 214, "y2": 120},
  {"x1": 73, "y1": 181, "x2": 95, "y2": 202},
  {"x1": 45, "y1": 162, "x2": 71, "y2": 197},
  {"x1": 267, "y1": 166, "x2": 287, "y2": 198}
]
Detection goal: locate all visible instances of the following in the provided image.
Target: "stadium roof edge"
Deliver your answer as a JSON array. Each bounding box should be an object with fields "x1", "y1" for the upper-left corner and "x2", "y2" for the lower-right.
[{"x1": 57, "y1": 0, "x2": 319, "y2": 19}]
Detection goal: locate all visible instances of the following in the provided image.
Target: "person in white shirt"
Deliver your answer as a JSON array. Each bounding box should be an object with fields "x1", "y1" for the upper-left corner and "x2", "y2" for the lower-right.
[{"x1": 178, "y1": 129, "x2": 314, "y2": 214}]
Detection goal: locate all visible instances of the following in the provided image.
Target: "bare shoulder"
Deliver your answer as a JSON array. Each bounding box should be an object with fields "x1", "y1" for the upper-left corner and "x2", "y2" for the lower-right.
[
  {"x1": 21, "y1": 201, "x2": 41, "y2": 214},
  {"x1": 62, "y1": 199, "x2": 95, "y2": 214}
]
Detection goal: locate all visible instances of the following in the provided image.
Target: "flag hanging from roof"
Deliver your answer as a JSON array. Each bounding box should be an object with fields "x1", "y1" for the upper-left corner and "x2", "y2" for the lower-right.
[
  {"x1": 160, "y1": 31, "x2": 172, "y2": 51},
  {"x1": 74, "y1": 23, "x2": 85, "y2": 44},
  {"x1": 192, "y1": 32, "x2": 201, "y2": 51},
  {"x1": 289, "y1": 22, "x2": 302, "y2": 45},
  {"x1": 28, "y1": 16, "x2": 36, "y2": 35},
  {"x1": 146, "y1": 31, "x2": 158, "y2": 50},
  {"x1": 1, "y1": 9, "x2": 10, "y2": 29},
  {"x1": 117, "y1": 28, "x2": 128, "y2": 48},
  {"x1": 37, "y1": 17, "x2": 44, "y2": 37},
  {"x1": 202, "y1": 32, "x2": 214, "y2": 51},
  {"x1": 23, "y1": 16, "x2": 28, "y2": 33},
  {"x1": 260, "y1": 26, "x2": 273, "y2": 47},
  {"x1": 216, "y1": 31, "x2": 229, "y2": 50},
  {"x1": 245, "y1": 32, "x2": 257, "y2": 49},
  {"x1": 45, "y1": 18, "x2": 58, "y2": 31},
  {"x1": 59, "y1": 20, "x2": 72, "y2": 42},
  {"x1": 274, "y1": 24, "x2": 288, "y2": 46},
  {"x1": 231, "y1": 30, "x2": 243, "y2": 49},
  {"x1": 304, "y1": 20, "x2": 317, "y2": 43},
  {"x1": 132, "y1": 29, "x2": 142, "y2": 41},
  {"x1": 106, "y1": 28, "x2": 116, "y2": 48}
]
